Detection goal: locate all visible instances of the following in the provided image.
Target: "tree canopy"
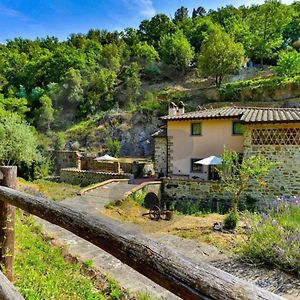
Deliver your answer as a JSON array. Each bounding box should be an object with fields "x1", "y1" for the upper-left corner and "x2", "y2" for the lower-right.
[{"x1": 198, "y1": 27, "x2": 245, "y2": 87}]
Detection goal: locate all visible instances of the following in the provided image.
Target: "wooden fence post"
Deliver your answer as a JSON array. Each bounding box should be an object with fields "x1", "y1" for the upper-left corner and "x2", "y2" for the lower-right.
[{"x1": 0, "y1": 166, "x2": 17, "y2": 282}]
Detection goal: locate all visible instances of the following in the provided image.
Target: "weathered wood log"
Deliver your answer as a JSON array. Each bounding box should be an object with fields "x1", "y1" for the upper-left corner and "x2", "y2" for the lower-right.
[
  {"x1": 0, "y1": 186, "x2": 284, "y2": 300},
  {"x1": 0, "y1": 167, "x2": 17, "y2": 282},
  {"x1": 0, "y1": 270, "x2": 24, "y2": 300}
]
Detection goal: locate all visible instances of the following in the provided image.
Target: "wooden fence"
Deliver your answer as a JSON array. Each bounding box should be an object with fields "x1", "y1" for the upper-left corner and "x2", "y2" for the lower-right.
[{"x1": 0, "y1": 169, "x2": 284, "y2": 300}]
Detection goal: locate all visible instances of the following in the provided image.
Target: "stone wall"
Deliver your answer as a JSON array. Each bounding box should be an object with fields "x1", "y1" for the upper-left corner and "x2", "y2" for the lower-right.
[
  {"x1": 153, "y1": 137, "x2": 167, "y2": 176},
  {"x1": 60, "y1": 168, "x2": 129, "y2": 186},
  {"x1": 50, "y1": 150, "x2": 80, "y2": 175},
  {"x1": 80, "y1": 157, "x2": 120, "y2": 173},
  {"x1": 243, "y1": 124, "x2": 300, "y2": 200},
  {"x1": 162, "y1": 178, "x2": 231, "y2": 213}
]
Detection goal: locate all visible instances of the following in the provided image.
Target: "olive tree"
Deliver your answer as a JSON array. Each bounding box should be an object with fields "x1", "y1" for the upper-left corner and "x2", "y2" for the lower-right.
[
  {"x1": 218, "y1": 148, "x2": 275, "y2": 213},
  {"x1": 0, "y1": 114, "x2": 38, "y2": 166}
]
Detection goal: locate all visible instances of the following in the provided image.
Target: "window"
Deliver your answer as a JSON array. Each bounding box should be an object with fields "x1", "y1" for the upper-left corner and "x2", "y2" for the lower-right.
[
  {"x1": 191, "y1": 123, "x2": 202, "y2": 135},
  {"x1": 232, "y1": 121, "x2": 245, "y2": 135},
  {"x1": 191, "y1": 158, "x2": 203, "y2": 173}
]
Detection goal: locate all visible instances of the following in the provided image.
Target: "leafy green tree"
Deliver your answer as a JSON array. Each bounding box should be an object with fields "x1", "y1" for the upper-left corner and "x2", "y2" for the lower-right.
[
  {"x1": 124, "y1": 62, "x2": 141, "y2": 109},
  {"x1": 198, "y1": 27, "x2": 245, "y2": 87},
  {"x1": 159, "y1": 31, "x2": 194, "y2": 71},
  {"x1": 192, "y1": 7, "x2": 206, "y2": 18},
  {"x1": 246, "y1": 0, "x2": 292, "y2": 65},
  {"x1": 0, "y1": 95, "x2": 29, "y2": 117},
  {"x1": 84, "y1": 68, "x2": 117, "y2": 113},
  {"x1": 0, "y1": 114, "x2": 37, "y2": 166},
  {"x1": 54, "y1": 132, "x2": 66, "y2": 150},
  {"x1": 61, "y1": 68, "x2": 83, "y2": 103},
  {"x1": 174, "y1": 6, "x2": 189, "y2": 23},
  {"x1": 132, "y1": 42, "x2": 159, "y2": 63},
  {"x1": 185, "y1": 17, "x2": 216, "y2": 52},
  {"x1": 218, "y1": 148, "x2": 274, "y2": 213},
  {"x1": 274, "y1": 50, "x2": 300, "y2": 76},
  {"x1": 138, "y1": 14, "x2": 176, "y2": 46},
  {"x1": 37, "y1": 95, "x2": 54, "y2": 131},
  {"x1": 106, "y1": 138, "x2": 121, "y2": 157}
]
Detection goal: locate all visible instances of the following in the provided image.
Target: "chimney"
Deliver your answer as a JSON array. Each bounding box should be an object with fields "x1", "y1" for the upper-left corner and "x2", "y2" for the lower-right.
[
  {"x1": 178, "y1": 101, "x2": 185, "y2": 115},
  {"x1": 168, "y1": 102, "x2": 178, "y2": 116}
]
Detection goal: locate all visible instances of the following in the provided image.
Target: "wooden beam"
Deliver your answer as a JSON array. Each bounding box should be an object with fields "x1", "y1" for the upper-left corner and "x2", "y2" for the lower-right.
[
  {"x1": 0, "y1": 270, "x2": 24, "y2": 300},
  {"x1": 0, "y1": 167, "x2": 17, "y2": 282},
  {"x1": 0, "y1": 186, "x2": 284, "y2": 300}
]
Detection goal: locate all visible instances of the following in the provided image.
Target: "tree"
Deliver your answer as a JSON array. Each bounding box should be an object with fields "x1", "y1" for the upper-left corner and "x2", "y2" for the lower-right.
[
  {"x1": 138, "y1": 14, "x2": 176, "y2": 46},
  {"x1": 37, "y1": 94, "x2": 54, "y2": 131},
  {"x1": 217, "y1": 148, "x2": 275, "y2": 214},
  {"x1": 159, "y1": 31, "x2": 194, "y2": 71},
  {"x1": 0, "y1": 114, "x2": 37, "y2": 166},
  {"x1": 54, "y1": 132, "x2": 66, "y2": 150},
  {"x1": 106, "y1": 138, "x2": 121, "y2": 157},
  {"x1": 192, "y1": 7, "x2": 206, "y2": 19},
  {"x1": 123, "y1": 62, "x2": 141, "y2": 109},
  {"x1": 132, "y1": 41, "x2": 159, "y2": 63},
  {"x1": 174, "y1": 6, "x2": 189, "y2": 23},
  {"x1": 246, "y1": 0, "x2": 292, "y2": 65},
  {"x1": 274, "y1": 50, "x2": 300, "y2": 76},
  {"x1": 197, "y1": 27, "x2": 245, "y2": 87}
]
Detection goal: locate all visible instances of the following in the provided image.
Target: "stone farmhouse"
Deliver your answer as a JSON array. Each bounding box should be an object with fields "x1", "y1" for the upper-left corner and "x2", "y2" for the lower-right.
[{"x1": 153, "y1": 103, "x2": 300, "y2": 201}]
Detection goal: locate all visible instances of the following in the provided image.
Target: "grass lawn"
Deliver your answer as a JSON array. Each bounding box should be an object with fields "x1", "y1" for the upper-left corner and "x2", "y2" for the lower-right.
[
  {"x1": 17, "y1": 178, "x2": 81, "y2": 201},
  {"x1": 14, "y1": 212, "x2": 108, "y2": 299}
]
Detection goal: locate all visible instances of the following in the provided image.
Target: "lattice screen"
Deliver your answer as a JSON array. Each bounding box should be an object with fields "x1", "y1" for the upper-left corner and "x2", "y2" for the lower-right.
[{"x1": 251, "y1": 128, "x2": 300, "y2": 145}]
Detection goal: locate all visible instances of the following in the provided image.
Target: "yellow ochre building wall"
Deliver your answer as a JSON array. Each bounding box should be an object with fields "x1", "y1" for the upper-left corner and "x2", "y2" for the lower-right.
[{"x1": 167, "y1": 119, "x2": 244, "y2": 178}]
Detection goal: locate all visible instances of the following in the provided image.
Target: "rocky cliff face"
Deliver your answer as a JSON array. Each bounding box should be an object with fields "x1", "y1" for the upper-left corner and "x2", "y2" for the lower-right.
[{"x1": 77, "y1": 110, "x2": 161, "y2": 157}]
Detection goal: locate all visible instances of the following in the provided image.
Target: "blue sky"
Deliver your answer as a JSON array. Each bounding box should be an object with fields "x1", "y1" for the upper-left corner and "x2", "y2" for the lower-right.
[{"x1": 0, "y1": 0, "x2": 294, "y2": 42}]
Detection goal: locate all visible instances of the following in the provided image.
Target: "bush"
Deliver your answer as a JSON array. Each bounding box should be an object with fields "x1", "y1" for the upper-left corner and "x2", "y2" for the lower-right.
[
  {"x1": 238, "y1": 200, "x2": 300, "y2": 276},
  {"x1": 54, "y1": 132, "x2": 66, "y2": 150},
  {"x1": 273, "y1": 50, "x2": 300, "y2": 76},
  {"x1": 224, "y1": 211, "x2": 239, "y2": 230},
  {"x1": 138, "y1": 92, "x2": 160, "y2": 112},
  {"x1": 143, "y1": 63, "x2": 161, "y2": 77},
  {"x1": 33, "y1": 158, "x2": 53, "y2": 180},
  {"x1": 106, "y1": 138, "x2": 121, "y2": 157}
]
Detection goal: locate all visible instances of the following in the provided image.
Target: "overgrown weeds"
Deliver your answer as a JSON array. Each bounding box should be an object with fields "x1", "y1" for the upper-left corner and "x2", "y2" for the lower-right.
[{"x1": 237, "y1": 198, "x2": 300, "y2": 277}]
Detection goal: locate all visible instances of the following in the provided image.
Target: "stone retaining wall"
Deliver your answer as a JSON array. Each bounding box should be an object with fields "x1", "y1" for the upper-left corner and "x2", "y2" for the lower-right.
[
  {"x1": 60, "y1": 168, "x2": 129, "y2": 186},
  {"x1": 50, "y1": 150, "x2": 80, "y2": 175},
  {"x1": 80, "y1": 157, "x2": 120, "y2": 173},
  {"x1": 162, "y1": 178, "x2": 232, "y2": 213}
]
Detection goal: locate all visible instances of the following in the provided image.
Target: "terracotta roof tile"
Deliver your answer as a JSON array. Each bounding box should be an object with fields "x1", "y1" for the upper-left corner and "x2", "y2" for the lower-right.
[{"x1": 161, "y1": 107, "x2": 300, "y2": 123}]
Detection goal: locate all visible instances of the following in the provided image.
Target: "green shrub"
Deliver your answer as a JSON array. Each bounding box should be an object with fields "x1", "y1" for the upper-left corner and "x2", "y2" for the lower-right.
[
  {"x1": 237, "y1": 205, "x2": 300, "y2": 276},
  {"x1": 273, "y1": 50, "x2": 300, "y2": 76},
  {"x1": 224, "y1": 211, "x2": 239, "y2": 230},
  {"x1": 54, "y1": 132, "x2": 66, "y2": 150},
  {"x1": 138, "y1": 92, "x2": 160, "y2": 112},
  {"x1": 143, "y1": 63, "x2": 161, "y2": 77},
  {"x1": 106, "y1": 138, "x2": 121, "y2": 157},
  {"x1": 219, "y1": 75, "x2": 300, "y2": 101},
  {"x1": 33, "y1": 158, "x2": 53, "y2": 180}
]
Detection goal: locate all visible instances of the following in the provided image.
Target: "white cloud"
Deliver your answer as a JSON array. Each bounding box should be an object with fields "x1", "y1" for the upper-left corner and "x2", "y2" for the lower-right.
[
  {"x1": 0, "y1": 4, "x2": 21, "y2": 17},
  {"x1": 138, "y1": 0, "x2": 156, "y2": 17},
  {"x1": 122, "y1": 0, "x2": 156, "y2": 18}
]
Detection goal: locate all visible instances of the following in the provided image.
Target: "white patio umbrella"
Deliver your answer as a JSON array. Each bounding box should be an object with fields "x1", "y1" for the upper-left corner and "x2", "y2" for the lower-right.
[
  {"x1": 195, "y1": 156, "x2": 222, "y2": 165},
  {"x1": 94, "y1": 154, "x2": 118, "y2": 161}
]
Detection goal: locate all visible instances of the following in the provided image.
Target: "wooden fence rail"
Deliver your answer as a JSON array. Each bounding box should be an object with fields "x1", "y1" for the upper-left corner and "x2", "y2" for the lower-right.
[{"x1": 0, "y1": 186, "x2": 284, "y2": 300}]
